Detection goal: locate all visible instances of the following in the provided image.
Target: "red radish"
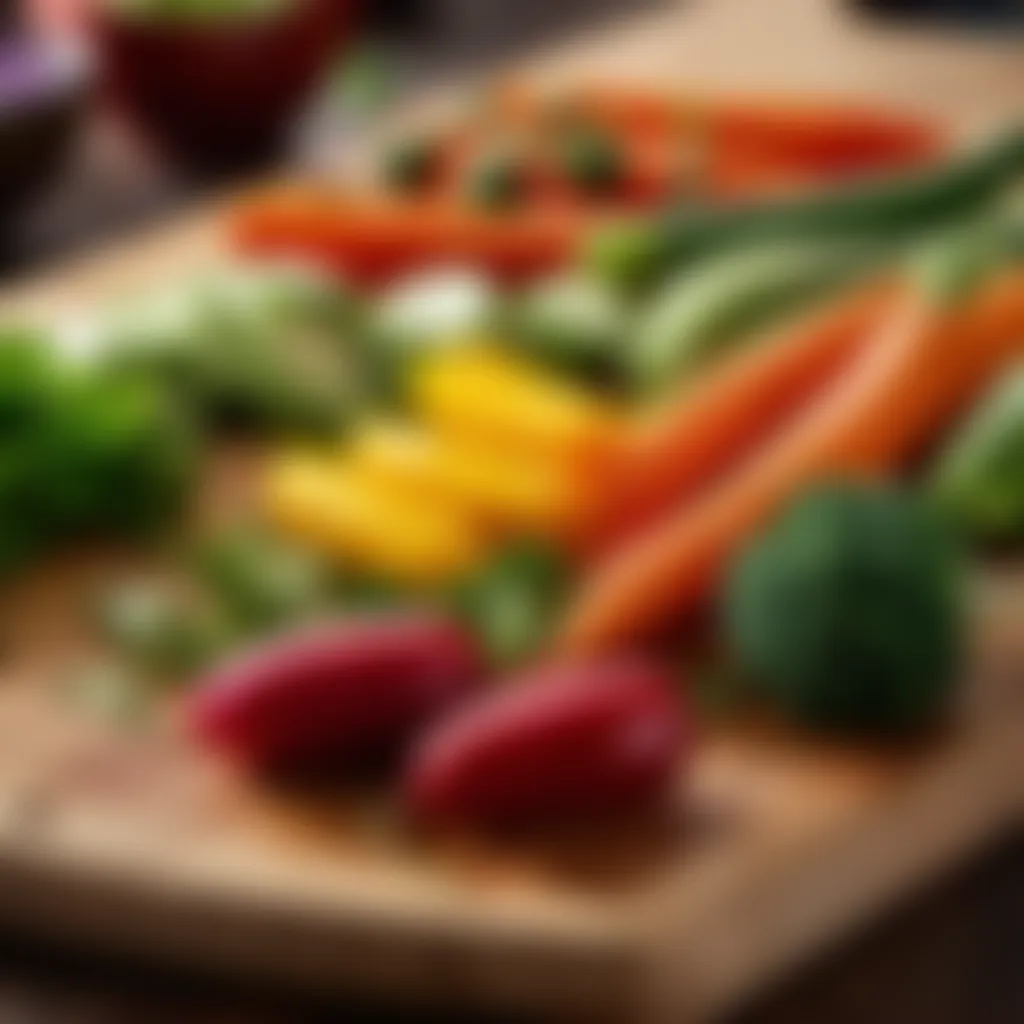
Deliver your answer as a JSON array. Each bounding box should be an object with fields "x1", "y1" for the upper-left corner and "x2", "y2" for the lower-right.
[
  {"x1": 187, "y1": 613, "x2": 482, "y2": 773},
  {"x1": 405, "y1": 658, "x2": 688, "y2": 827}
]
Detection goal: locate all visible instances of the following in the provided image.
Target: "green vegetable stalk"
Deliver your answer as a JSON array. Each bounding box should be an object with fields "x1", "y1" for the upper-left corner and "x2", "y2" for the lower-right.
[
  {"x1": 98, "y1": 265, "x2": 361, "y2": 437},
  {"x1": 588, "y1": 127, "x2": 1024, "y2": 290},
  {"x1": 629, "y1": 240, "x2": 878, "y2": 390},
  {"x1": 508, "y1": 273, "x2": 626, "y2": 381},
  {"x1": 931, "y1": 364, "x2": 1024, "y2": 542}
]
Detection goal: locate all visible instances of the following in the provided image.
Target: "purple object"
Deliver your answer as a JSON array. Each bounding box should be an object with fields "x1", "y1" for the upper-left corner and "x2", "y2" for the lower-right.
[{"x1": 0, "y1": 33, "x2": 90, "y2": 224}]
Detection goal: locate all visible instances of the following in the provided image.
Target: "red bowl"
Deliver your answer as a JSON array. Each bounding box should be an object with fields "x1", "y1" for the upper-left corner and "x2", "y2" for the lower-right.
[{"x1": 92, "y1": 0, "x2": 355, "y2": 170}]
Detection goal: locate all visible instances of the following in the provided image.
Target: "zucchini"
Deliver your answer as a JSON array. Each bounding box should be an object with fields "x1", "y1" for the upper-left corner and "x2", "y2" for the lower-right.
[
  {"x1": 509, "y1": 273, "x2": 625, "y2": 378},
  {"x1": 588, "y1": 127, "x2": 1024, "y2": 290},
  {"x1": 931, "y1": 364, "x2": 1024, "y2": 542},
  {"x1": 630, "y1": 240, "x2": 877, "y2": 389}
]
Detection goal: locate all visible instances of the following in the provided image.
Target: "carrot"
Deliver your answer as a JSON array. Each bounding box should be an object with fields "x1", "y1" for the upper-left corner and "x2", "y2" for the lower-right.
[
  {"x1": 715, "y1": 99, "x2": 943, "y2": 176},
  {"x1": 558, "y1": 265, "x2": 1024, "y2": 653},
  {"x1": 536, "y1": 137, "x2": 817, "y2": 207},
  {"x1": 234, "y1": 149, "x2": 831, "y2": 289},
  {"x1": 416, "y1": 124, "x2": 800, "y2": 210},
  {"x1": 494, "y1": 80, "x2": 943, "y2": 175},
  {"x1": 581, "y1": 282, "x2": 893, "y2": 554},
  {"x1": 232, "y1": 187, "x2": 579, "y2": 285}
]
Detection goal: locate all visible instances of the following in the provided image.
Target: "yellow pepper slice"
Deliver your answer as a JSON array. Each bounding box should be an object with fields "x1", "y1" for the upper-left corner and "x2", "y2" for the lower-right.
[
  {"x1": 347, "y1": 420, "x2": 586, "y2": 535},
  {"x1": 264, "y1": 451, "x2": 483, "y2": 584},
  {"x1": 410, "y1": 345, "x2": 621, "y2": 468}
]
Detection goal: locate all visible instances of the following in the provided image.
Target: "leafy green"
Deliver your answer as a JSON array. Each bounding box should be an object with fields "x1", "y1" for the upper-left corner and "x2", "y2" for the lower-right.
[
  {"x1": 451, "y1": 541, "x2": 570, "y2": 666},
  {"x1": 508, "y1": 273, "x2": 626, "y2": 381},
  {"x1": 42, "y1": 375, "x2": 195, "y2": 540},
  {"x1": 94, "y1": 579, "x2": 227, "y2": 680},
  {"x1": 630, "y1": 241, "x2": 876, "y2": 391},
  {"x1": 0, "y1": 328, "x2": 195, "y2": 577},
  {"x1": 193, "y1": 525, "x2": 338, "y2": 634},
  {"x1": 931, "y1": 364, "x2": 1024, "y2": 541},
  {"x1": 725, "y1": 482, "x2": 964, "y2": 732},
  {"x1": 911, "y1": 214, "x2": 1018, "y2": 307},
  {"x1": 98, "y1": 265, "x2": 361, "y2": 436},
  {"x1": 587, "y1": 127, "x2": 1024, "y2": 291},
  {"x1": 586, "y1": 217, "x2": 669, "y2": 294}
]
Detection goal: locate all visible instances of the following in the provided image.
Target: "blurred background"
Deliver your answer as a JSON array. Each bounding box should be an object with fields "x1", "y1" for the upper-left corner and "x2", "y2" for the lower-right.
[
  {"x1": 0, "y1": 0, "x2": 1022, "y2": 1022},
  {"x1": 5, "y1": 0, "x2": 668, "y2": 274},
  {"x1": 3, "y1": 0, "x2": 1023, "y2": 276}
]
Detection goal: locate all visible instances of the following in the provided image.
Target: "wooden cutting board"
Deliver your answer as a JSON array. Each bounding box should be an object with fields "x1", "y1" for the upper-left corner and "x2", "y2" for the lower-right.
[{"x1": 2, "y1": 3, "x2": 1024, "y2": 1020}]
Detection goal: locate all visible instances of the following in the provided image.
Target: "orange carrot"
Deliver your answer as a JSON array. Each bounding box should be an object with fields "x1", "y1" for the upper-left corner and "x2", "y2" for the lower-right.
[
  {"x1": 581, "y1": 282, "x2": 893, "y2": 554},
  {"x1": 415, "y1": 124, "x2": 801, "y2": 210},
  {"x1": 233, "y1": 148, "x2": 833, "y2": 289},
  {"x1": 232, "y1": 188, "x2": 579, "y2": 285},
  {"x1": 534, "y1": 136, "x2": 817, "y2": 207},
  {"x1": 493, "y1": 80, "x2": 944, "y2": 175},
  {"x1": 715, "y1": 99, "x2": 943, "y2": 176},
  {"x1": 559, "y1": 266, "x2": 1024, "y2": 653}
]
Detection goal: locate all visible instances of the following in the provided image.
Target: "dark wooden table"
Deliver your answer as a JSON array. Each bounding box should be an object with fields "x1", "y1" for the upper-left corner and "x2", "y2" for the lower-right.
[{"x1": 0, "y1": 829, "x2": 1017, "y2": 1023}]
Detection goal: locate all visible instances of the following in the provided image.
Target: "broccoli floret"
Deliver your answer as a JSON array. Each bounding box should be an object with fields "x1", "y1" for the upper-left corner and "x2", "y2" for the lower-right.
[
  {"x1": 724, "y1": 482, "x2": 964, "y2": 732},
  {"x1": 46, "y1": 374, "x2": 196, "y2": 539},
  {"x1": 0, "y1": 326, "x2": 196, "y2": 576}
]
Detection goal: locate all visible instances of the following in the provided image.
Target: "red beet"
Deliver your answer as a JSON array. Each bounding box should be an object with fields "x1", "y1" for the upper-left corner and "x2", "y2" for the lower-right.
[
  {"x1": 405, "y1": 657, "x2": 689, "y2": 827},
  {"x1": 187, "y1": 613, "x2": 482, "y2": 773}
]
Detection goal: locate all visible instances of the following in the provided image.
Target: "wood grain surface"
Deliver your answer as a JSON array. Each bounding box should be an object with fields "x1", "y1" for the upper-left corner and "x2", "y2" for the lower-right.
[{"x1": 1, "y1": 1, "x2": 1024, "y2": 1020}]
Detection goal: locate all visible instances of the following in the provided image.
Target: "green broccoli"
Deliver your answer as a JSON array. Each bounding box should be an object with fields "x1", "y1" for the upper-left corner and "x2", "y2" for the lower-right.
[
  {"x1": 724, "y1": 482, "x2": 964, "y2": 732},
  {"x1": 0, "y1": 329, "x2": 195, "y2": 576},
  {"x1": 45, "y1": 374, "x2": 196, "y2": 539}
]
